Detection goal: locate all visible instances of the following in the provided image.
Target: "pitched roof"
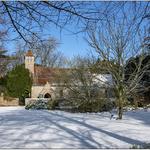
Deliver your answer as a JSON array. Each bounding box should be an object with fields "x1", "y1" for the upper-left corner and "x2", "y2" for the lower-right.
[
  {"x1": 26, "y1": 50, "x2": 33, "y2": 57},
  {"x1": 33, "y1": 65, "x2": 70, "y2": 85}
]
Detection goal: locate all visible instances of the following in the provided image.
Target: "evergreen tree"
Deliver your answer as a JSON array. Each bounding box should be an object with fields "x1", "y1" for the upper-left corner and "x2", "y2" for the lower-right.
[{"x1": 6, "y1": 65, "x2": 32, "y2": 104}]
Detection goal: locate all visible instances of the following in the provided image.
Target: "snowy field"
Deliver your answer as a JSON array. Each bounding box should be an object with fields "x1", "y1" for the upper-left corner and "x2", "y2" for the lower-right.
[{"x1": 0, "y1": 106, "x2": 149, "y2": 149}]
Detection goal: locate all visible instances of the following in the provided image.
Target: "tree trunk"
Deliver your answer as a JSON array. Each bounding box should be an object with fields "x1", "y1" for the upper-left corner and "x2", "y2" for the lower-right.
[
  {"x1": 117, "y1": 97, "x2": 123, "y2": 119},
  {"x1": 118, "y1": 105, "x2": 123, "y2": 119}
]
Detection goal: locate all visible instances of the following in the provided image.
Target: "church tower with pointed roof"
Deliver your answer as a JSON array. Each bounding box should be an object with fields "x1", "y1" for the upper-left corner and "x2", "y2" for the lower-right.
[{"x1": 25, "y1": 50, "x2": 34, "y2": 75}]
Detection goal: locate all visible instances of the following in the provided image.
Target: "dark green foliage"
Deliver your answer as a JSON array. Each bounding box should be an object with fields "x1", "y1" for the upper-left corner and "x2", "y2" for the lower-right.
[
  {"x1": 6, "y1": 65, "x2": 32, "y2": 103},
  {"x1": 59, "y1": 98, "x2": 115, "y2": 113},
  {"x1": 47, "y1": 99, "x2": 59, "y2": 110},
  {"x1": 77, "y1": 99, "x2": 104, "y2": 113},
  {"x1": 0, "y1": 75, "x2": 7, "y2": 93},
  {"x1": 77, "y1": 99, "x2": 115, "y2": 113},
  {"x1": 125, "y1": 54, "x2": 150, "y2": 86},
  {"x1": 62, "y1": 82, "x2": 115, "y2": 113},
  {"x1": 0, "y1": 75, "x2": 7, "y2": 85},
  {"x1": 125, "y1": 54, "x2": 150, "y2": 104}
]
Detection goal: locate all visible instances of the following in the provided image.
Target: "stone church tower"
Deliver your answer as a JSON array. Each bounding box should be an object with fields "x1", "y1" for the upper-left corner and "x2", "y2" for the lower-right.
[
  {"x1": 25, "y1": 50, "x2": 34, "y2": 75},
  {"x1": 24, "y1": 50, "x2": 56, "y2": 99}
]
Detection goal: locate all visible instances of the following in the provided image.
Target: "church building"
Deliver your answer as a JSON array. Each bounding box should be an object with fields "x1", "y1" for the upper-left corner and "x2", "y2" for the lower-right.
[
  {"x1": 25, "y1": 50, "x2": 113, "y2": 102},
  {"x1": 25, "y1": 50, "x2": 64, "y2": 99}
]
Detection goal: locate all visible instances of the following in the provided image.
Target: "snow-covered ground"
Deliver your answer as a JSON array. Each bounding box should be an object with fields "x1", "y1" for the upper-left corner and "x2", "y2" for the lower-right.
[{"x1": 0, "y1": 106, "x2": 149, "y2": 149}]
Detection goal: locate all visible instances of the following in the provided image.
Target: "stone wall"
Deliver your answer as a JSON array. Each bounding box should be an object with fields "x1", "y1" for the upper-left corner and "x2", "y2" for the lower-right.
[{"x1": 0, "y1": 93, "x2": 19, "y2": 106}]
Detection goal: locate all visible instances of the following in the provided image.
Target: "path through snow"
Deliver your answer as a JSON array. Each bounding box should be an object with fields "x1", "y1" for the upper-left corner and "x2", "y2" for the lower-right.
[{"x1": 0, "y1": 107, "x2": 149, "y2": 148}]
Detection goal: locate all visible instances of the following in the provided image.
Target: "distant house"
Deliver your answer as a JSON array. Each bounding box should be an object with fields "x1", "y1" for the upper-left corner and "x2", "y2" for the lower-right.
[{"x1": 25, "y1": 50, "x2": 113, "y2": 101}]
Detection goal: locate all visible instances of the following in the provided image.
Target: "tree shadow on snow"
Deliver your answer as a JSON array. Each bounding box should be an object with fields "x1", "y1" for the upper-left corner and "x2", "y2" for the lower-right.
[
  {"x1": 46, "y1": 111, "x2": 146, "y2": 146},
  {"x1": 0, "y1": 107, "x2": 148, "y2": 148},
  {"x1": 124, "y1": 109, "x2": 150, "y2": 126}
]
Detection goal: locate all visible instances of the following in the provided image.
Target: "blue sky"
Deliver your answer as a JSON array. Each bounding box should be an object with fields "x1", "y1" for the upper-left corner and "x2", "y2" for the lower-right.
[
  {"x1": 3, "y1": 1, "x2": 102, "y2": 59},
  {"x1": 50, "y1": 28, "x2": 90, "y2": 59},
  {"x1": 4, "y1": 1, "x2": 149, "y2": 60},
  {"x1": 6, "y1": 24, "x2": 90, "y2": 59}
]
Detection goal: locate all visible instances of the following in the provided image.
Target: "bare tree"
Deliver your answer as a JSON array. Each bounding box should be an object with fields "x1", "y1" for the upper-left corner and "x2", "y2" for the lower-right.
[
  {"x1": 86, "y1": 5, "x2": 150, "y2": 119},
  {"x1": 58, "y1": 55, "x2": 113, "y2": 112},
  {"x1": 0, "y1": 18, "x2": 9, "y2": 77},
  {"x1": 27, "y1": 36, "x2": 66, "y2": 67},
  {"x1": 12, "y1": 35, "x2": 67, "y2": 68},
  {"x1": 65, "y1": 56, "x2": 96, "y2": 102},
  {"x1": 0, "y1": 1, "x2": 102, "y2": 42},
  {"x1": 2, "y1": 2, "x2": 147, "y2": 43}
]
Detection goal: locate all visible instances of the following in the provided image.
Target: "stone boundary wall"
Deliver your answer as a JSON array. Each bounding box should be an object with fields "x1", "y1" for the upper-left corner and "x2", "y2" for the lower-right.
[{"x1": 0, "y1": 95, "x2": 19, "y2": 106}]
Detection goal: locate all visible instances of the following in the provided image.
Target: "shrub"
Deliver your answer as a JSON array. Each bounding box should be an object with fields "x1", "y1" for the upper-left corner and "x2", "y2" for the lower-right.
[
  {"x1": 47, "y1": 99, "x2": 59, "y2": 110},
  {"x1": 137, "y1": 101, "x2": 144, "y2": 107},
  {"x1": 25, "y1": 99, "x2": 48, "y2": 110},
  {"x1": 146, "y1": 104, "x2": 150, "y2": 108},
  {"x1": 59, "y1": 98, "x2": 115, "y2": 113},
  {"x1": 77, "y1": 99, "x2": 115, "y2": 113},
  {"x1": 131, "y1": 143, "x2": 150, "y2": 149}
]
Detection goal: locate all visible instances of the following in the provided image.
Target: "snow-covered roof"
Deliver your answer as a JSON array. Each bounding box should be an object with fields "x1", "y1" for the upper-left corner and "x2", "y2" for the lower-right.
[{"x1": 93, "y1": 74, "x2": 113, "y2": 87}]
